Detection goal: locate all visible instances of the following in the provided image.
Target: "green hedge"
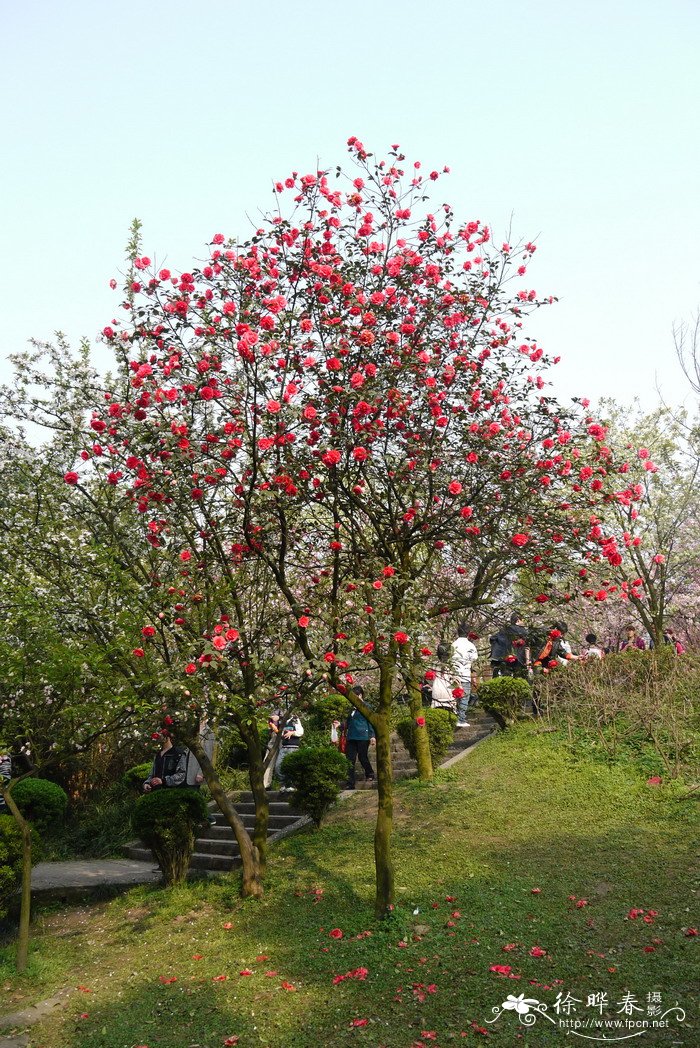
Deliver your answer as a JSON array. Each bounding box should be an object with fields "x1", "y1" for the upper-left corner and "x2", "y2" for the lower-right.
[
  {"x1": 122, "y1": 762, "x2": 153, "y2": 793},
  {"x1": 396, "y1": 708, "x2": 457, "y2": 766},
  {"x1": 132, "y1": 788, "x2": 209, "y2": 886},
  {"x1": 280, "y1": 746, "x2": 349, "y2": 826},
  {"x1": 0, "y1": 814, "x2": 28, "y2": 920},
  {"x1": 478, "y1": 676, "x2": 532, "y2": 729},
  {"x1": 11, "y1": 778, "x2": 68, "y2": 834}
]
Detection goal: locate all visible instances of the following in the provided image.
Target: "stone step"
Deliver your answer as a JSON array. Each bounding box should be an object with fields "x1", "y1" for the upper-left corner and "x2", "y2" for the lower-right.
[
  {"x1": 229, "y1": 791, "x2": 286, "y2": 803},
  {"x1": 190, "y1": 851, "x2": 240, "y2": 872},
  {"x1": 195, "y1": 838, "x2": 241, "y2": 857},
  {"x1": 208, "y1": 814, "x2": 300, "y2": 836},
  {"x1": 213, "y1": 802, "x2": 295, "y2": 820}
]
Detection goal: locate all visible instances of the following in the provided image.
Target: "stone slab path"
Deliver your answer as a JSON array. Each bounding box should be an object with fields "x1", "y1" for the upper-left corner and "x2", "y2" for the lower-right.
[{"x1": 31, "y1": 858, "x2": 159, "y2": 897}]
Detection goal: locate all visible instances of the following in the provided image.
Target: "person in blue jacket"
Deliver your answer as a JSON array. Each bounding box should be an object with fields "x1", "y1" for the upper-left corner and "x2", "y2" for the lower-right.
[{"x1": 344, "y1": 686, "x2": 376, "y2": 789}]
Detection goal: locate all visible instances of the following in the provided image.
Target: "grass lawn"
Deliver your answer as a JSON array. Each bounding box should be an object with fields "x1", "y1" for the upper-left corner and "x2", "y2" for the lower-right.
[{"x1": 1, "y1": 723, "x2": 696, "y2": 1047}]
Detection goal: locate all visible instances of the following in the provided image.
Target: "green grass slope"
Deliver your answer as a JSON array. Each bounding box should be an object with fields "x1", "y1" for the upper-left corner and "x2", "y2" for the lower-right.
[{"x1": 1, "y1": 724, "x2": 696, "y2": 1047}]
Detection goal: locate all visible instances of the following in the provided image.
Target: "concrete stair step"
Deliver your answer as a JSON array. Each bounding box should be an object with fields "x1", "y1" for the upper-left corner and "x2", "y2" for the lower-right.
[
  {"x1": 195, "y1": 838, "x2": 241, "y2": 857},
  {"x1": 213, "y1": 802, "x2": 295, "y2": 820},
  {"x1": 190, "y1": 851, "x2": 240, "y2": 872},
  {"x1": 229, "y1": 791, "x2": 286, "y2": 803},
  {"x1": 206, "y1": 814, "x2": 299, "y2": 837}
]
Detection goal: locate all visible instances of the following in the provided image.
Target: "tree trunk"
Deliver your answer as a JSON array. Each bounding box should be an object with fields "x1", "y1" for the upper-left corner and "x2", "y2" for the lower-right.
[
  {"x1": 2, "y1": 783, "x2": 32, "y2": 973},
  {"x1": 373, "y1": 667, "x2": 395, "y2": 919},
  {"x1": 405, "y1": 660, "x2": 434, "y2": 781},
  {"x1": 153, "y1": 831, "x2": 194, "y2": 886},
  {"x1": 240, "y1": 719, "x2": 269, "y2": 874},
  {"x1": 188, "y1": 739, "x2": 263, "y2": 898}
]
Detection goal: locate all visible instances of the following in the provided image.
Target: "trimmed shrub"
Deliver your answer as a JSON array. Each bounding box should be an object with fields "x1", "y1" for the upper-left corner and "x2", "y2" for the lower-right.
[
  {"x1": 396, "y1": 708, "x2": 457, "y2": 766},
  {"x1": 122, "y1": 762, "x2": 153, "y2": 793},
  {"x1": 0, "y1": 814, "x2": 28, "y2": 921},
  {"x1": 11, "y1": 778, "x2": 68, "y2": 834},
  {"x1": 307, "y1": 693, "x2": 352, "y2": 732},
  {"x1": 478, "y1": 676, "x2": 532, "y2": 729},
  {"x1": 132, "y1": 788, "x2": 209, "y2": 886},
  {"x1": 280, "y1": 746, "x2": 348, "y2": 826}
]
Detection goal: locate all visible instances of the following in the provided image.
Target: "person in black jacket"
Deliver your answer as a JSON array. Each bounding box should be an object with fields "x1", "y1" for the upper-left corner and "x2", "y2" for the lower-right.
[
  {"x1": 490, "y1": 612, "x2": 531, "y2": 678},
  {"x1": 143, "y1": 732, "x2": 187, "y2": 791}
]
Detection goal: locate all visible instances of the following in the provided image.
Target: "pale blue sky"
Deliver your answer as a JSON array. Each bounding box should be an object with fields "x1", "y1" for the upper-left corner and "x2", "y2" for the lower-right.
[{"x1": 2, "y1": 0, "x2": 699, "y2": 411}]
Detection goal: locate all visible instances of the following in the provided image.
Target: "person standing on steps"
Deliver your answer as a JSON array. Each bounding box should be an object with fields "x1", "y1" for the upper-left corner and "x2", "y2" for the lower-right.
[
  {"x1": 451, "y1": 622, "x2": 478, "y2": 727},
  {"x1": 431, "y1": 644, "x2": 459, "y2": 714},
  {"x1": 344, "y1": 686, "x2": 376, "y2": 790},
  {"x1": 275, "y1": 712, "x2": 304, "y2": 793},
  {"x1": 489, "y1": 611, "x2": 531, "y2": 679},
  {"x1": 143, "y1": 731, "x2": 187, "y2": 791}
]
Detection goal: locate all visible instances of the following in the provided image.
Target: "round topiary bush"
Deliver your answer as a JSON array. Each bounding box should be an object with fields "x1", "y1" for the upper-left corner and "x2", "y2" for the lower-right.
[
  {"x1": 396, "y1": 708, "x2": 457, "y2": 766},
  {"x1": 307, "y1": 693, "x2": 352, "y2": 732},
  {"x1": 478, "y1": 676, "x2": 532, "y2": 728},
  {"x1": 0, "y1": 814, "x2": 26, "y2": 921},
  {"x1": 132, "y1": 788, "x2": 209, "y2": 886},
  {"x1": 122, "y1": 762, "x2": 154, "y2": 793},
  {"x1": 280, "y1": 746, "x2": 349, "y2": 826},
  {"x1": 11, "y1": 778, "x2": 68, "y2": 835}
]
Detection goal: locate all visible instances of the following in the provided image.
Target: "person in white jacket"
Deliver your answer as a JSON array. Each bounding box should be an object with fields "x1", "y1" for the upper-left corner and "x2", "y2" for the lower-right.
[
  {"x1": 275, "y1": 714, "x2": 304, "y2": 792},
  {"x1": 451, "y1": 622, "x2": 478, "y2": 727}
]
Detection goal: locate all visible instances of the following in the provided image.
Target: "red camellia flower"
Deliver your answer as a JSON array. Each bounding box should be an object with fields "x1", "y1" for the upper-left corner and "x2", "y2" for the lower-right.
[
  {"x1": 415, "y1": 716, "x2": 426, "y2": 727},
  {"x1": 185, "y1": 663, "x2": 197, "y2": 675},
  {"x1": 132, "y1": 648, "x2": 145, "y2": 658},
  {"x1": 394, "y1": 631, "x2": 409, "y2": 644},
  {"x1": 448, "y1": 480, "x2": 462, "y2": 495},
  {"x1": 329, "y1": 928, "x2": 343, "y2": 939},
  {"x1": 529, "y1": 946, "x2": 546, "y2": 957},
  {"x1": 297, "y1": 615, "x2": 310, "y2": 628},
  {"x1": 141, "y1": 626, "x2": 156, "y2": 638},
  {"x1": 321, "y1": 449, "x2": 341, "y2": 467},
  {"x1": 212, "y1": 636, "x2": 227, "y2": 651},
  {"x1": 511, "y1": 533, "x2": 529, "y2": 547},
  {"x1": 225, "y1": 628, "x2": 239, "y2": 641},
  {"x1": 64, "y1": 471, "x2": 79, "y2": 485},
  {"x1": 646, "y1": 776, "x2": 662, "y2": 786},
  {"x1": 266, "y1": 399, "x2": 281, "y2": 413}
]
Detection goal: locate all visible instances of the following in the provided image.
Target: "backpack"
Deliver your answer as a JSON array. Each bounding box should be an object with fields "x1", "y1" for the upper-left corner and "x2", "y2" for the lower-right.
[
  {"x1": 489, "y1": 629, "x2": 512, "y2": 663},
  {"x1": 431, "y1": 673, "x2": 455, "y2": 708}
]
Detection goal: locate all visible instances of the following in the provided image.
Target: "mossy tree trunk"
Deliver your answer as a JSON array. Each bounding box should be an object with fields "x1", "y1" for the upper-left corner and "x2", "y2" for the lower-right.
[
  {"x1": 153, "y1": 829, "x2": 194, "y2": 886},
  {"x1": 2, "y1": 782, "x2": 32, "y2": 973},
  {"x1": 188, "y1": 738, "x2": 263, "y2": 898},
  {"x1": 403, "y1": 654, "x2": 434, "y2": 781},
  {"x1": 238, "y1": 715, "x2": 269, "y2": 874},
  {"x1": 372, "y1": 663, "x2": 396, "y2": 918}
]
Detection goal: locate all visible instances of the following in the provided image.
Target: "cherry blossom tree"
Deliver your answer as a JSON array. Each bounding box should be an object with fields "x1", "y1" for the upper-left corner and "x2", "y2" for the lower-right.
[{"x1": 50, "y1": 140, "x2": 644, "y2": 915}]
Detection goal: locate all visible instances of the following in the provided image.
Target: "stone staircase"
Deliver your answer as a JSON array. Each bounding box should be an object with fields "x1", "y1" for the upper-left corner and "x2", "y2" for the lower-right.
[
  {"x1": 125, "y1": 711, "x2": 496, "y2": 871},
  {"x1": 124, "y1": 791, "x2": 303, "y2": 873}
]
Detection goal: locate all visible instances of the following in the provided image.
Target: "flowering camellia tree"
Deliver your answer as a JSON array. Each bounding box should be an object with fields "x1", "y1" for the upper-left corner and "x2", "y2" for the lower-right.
[{"x1": 49, "y1": 139, "x2": 649, "y2": 916}]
